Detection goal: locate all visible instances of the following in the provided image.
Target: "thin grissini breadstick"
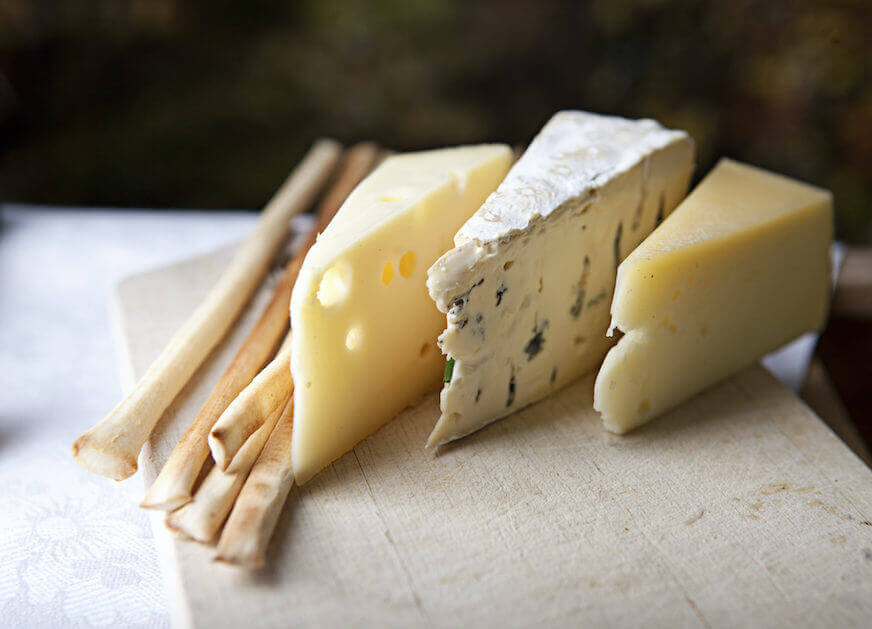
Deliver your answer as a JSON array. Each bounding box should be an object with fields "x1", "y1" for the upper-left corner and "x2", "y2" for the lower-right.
[
  {"x1": 205, "y1": 142, "x2": 380, "y2": 469},
  {"x1": 72, "y1": 139, "x2": 342, "y2": 481},
  {"x1": 141, "y1": 142, "x2": 380, "y2": 508},
  {"x1": 165, "y1": 395, "x2": 288, "y2": 543},
  {"x1": 214, "y1": 397, "x2": 295, "y2": 567},
  {"x1": 209, "y1": 332, "x2": 293, "y2": 472},
  {"x1": 141, "y1": 277, "x2": 289, "y2": 510},
  {"x1": 214, "y1": 144, "x2": 385, "y2": 563}
]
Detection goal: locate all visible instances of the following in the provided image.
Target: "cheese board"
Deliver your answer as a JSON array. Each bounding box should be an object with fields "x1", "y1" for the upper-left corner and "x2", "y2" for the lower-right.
[{"x1": 114, "y1": 240, "x2": 872, "y2": 628}]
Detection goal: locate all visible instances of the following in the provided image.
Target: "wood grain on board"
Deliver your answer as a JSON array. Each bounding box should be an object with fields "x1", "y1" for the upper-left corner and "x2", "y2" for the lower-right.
[{"x1": 113, "y1": 243, "x2": 872, "y2": 628}]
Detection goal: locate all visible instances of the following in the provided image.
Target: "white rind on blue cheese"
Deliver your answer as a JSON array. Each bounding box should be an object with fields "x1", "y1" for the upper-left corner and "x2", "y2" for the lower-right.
[{"x1": 426, "y1": 111, "x2": 695, "y2": 446}]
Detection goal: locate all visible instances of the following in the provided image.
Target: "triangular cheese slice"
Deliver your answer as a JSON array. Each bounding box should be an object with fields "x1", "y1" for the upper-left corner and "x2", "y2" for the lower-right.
[
  {"x1": 291, "y1": 145, "x2": 512, "y2": 483},
  {"x1": 426, "y1": 111, "x2": 694, "y2": 446},
  {"x1": 594, "y1": 158, "x2": 832, "y2": 433}
]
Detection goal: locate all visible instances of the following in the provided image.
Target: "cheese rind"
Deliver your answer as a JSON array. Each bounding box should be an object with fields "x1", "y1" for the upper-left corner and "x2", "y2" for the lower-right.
[
  {"x1": 426, "y1": 112, "x2": 695, "y2": 446},
  {"x1": 290, "y1": 145, "x2": 512, "y2": 483},
  {"x1": 593, "y1": 158, "x2": 833, "y2": 433}
]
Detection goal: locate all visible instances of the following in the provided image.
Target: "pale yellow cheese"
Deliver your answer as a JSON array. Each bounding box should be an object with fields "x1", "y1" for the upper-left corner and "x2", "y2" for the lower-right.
[
  {"x1": 593, "y1": 158, "x2": 832, "y2": 433},
  {"x1": 290, "y1": 145, "x2": 512, "y2": 483}
]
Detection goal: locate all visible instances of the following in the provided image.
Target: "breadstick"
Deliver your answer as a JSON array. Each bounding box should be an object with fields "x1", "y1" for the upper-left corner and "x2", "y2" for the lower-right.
[
  {"x1": 141, "y1": 275, "x2": 289, "y2": 509},
  {"x1": 73, "y1": 140, "x2": 341, "y2": 481},
  {"x1": 213, "y1": 398, "x2": 295, "y2": 567},
  {"x1": 165, "y1": 396, "x2": 288, "y2": 543},
  {"x1": 141, "y1": 142, "x2": 379, "y2": 507},
  {"x1": 208, "y1": 142, "x2": 380, "y2": 468},
  {"x1": 209, "y1": 333, "x2": 293, "y2": 472}
]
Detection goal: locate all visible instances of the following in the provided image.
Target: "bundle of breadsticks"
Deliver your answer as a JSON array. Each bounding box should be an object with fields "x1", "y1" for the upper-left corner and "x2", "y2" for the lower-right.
[{"x1": 73, "y1": 139, "x2": 383, "y2": 567}]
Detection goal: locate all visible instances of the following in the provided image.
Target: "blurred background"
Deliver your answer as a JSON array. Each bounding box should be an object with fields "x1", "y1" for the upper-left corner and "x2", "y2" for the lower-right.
[
  {"x1": 1, "y1": 0, "x2": 870, "y2": 442},
  {"x1": 0, "y1": 0, "x2": 869, "y2": 241}
]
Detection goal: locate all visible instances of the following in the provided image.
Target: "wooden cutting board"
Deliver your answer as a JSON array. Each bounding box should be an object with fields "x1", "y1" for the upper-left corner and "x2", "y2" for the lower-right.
[{"x1": 113, "y1": 242, "x2": 872, "y2": 628}]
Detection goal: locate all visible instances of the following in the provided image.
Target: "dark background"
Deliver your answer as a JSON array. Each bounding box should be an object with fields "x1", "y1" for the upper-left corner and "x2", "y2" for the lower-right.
[{"x1": 1, "y1": 0, "x2": 870, "y2": 242}]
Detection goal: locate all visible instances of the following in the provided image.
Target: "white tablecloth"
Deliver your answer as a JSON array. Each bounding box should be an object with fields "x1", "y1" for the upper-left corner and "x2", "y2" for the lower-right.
[
  {"x1": 0, "y1": 204, "x2": 824, "y2": 628},
  {"x1": 0, "y1": 205, "x2": 256, "y2": 628}
]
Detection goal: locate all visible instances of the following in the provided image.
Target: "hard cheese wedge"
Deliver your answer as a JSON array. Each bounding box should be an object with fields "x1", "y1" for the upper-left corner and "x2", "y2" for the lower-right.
[
  {"x1": 593, "y1": 158, "x2": 833, "y2": 433},
  {"x1": 426, "y1": 111, "x2": 694, "y2": 446},
  {"x1": 290, "y1": 145, "x2": 512, "y2": 483}
]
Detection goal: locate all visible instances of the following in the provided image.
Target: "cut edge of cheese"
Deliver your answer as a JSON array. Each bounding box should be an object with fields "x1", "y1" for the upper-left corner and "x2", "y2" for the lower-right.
[
  {"x1": 426, "y1": 111, "x2": 695, "y2": 447},
  {"x1": 593, "y1": 158, "x2": 833, "y2": 434},
  {"x1": 290, "y1": 144, "x2": 512, "y2": 484}
]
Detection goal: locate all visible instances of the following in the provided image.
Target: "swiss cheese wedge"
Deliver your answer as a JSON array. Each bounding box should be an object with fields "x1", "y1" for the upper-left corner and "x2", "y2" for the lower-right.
[
  {"x1": 593, "y1": 159, "x2": 833, "y2": 433},
  {"x1": 290, "y1": 145, "x2": 512, "y2": 483}
]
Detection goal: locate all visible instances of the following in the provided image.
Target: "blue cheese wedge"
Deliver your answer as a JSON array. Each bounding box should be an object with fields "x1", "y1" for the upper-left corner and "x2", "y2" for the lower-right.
[
  {"x1": 290, "y1": 145, "x2": 512, "y2": 483},
  {"x1": 426, "y1": 111, "x2": 695, "y2": 446}
]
